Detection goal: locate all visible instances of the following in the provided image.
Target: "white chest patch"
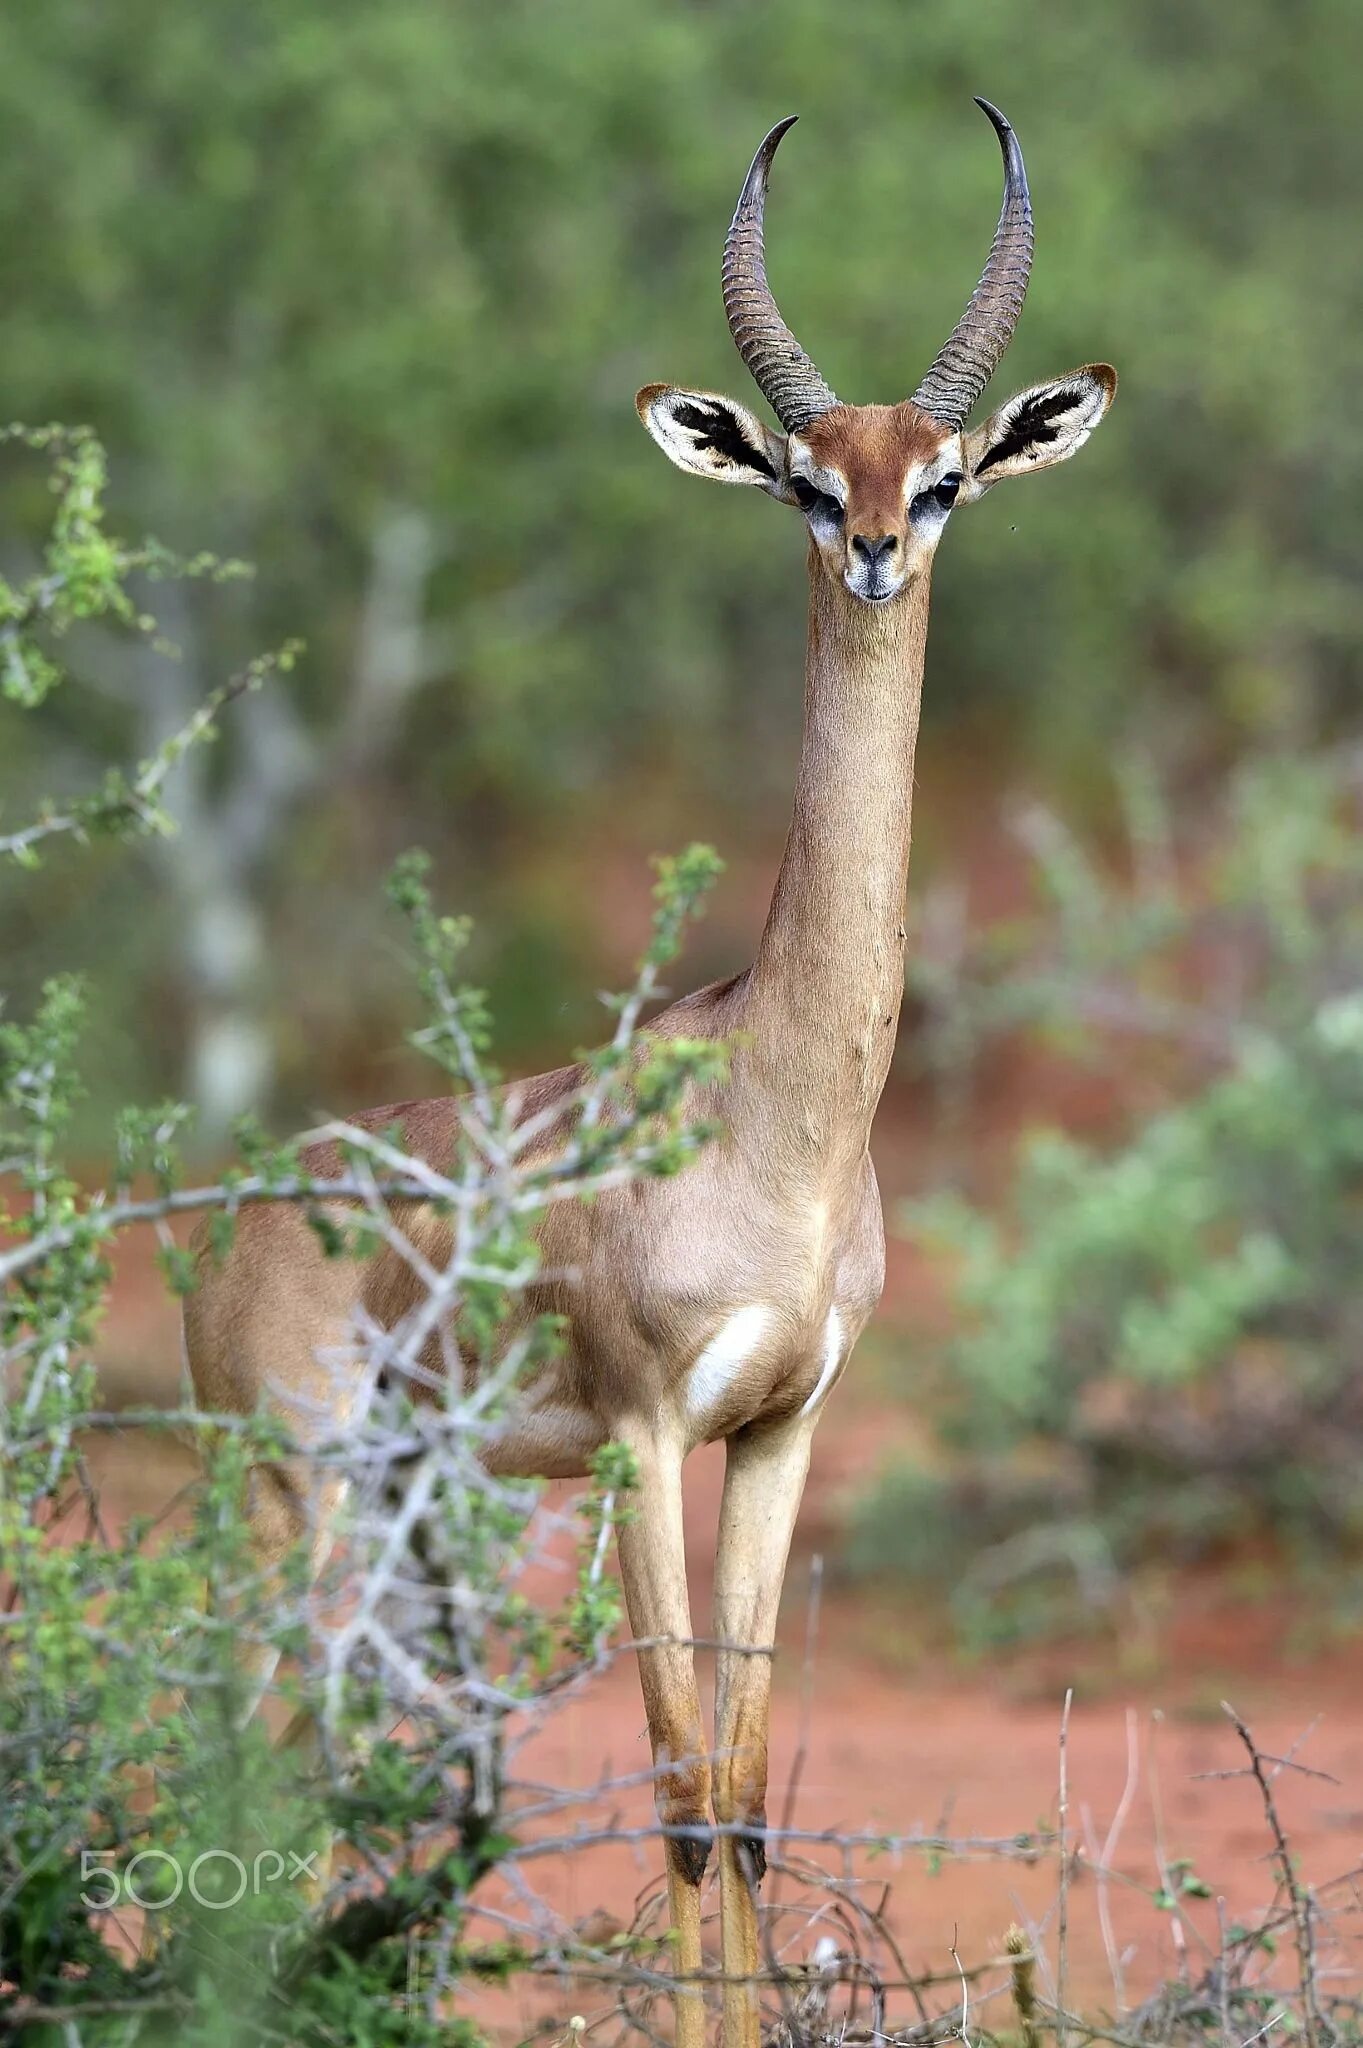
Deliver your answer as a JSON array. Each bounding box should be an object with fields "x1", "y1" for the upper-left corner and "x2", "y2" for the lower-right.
[
  {"x1": 686, "y1": 1304, "x2": 772, "y2": 1425},
  {"x1": 799, "y1": 1306, "x2": 844, "y2": 1418}
]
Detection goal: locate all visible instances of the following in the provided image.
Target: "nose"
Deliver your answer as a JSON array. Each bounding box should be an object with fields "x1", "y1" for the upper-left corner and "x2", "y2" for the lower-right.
[{"x1": 851, "y1": 532, "x2": 898, "y2": 569}]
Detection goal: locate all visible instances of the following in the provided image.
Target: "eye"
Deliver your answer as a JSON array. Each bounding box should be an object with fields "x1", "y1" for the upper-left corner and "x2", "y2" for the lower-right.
[
  {"x1": 790, "y1": 476, "x2": 844, "y2": 524},
  {"x1": 911, "y1": 472, "x2": 963, "y2": 519}
]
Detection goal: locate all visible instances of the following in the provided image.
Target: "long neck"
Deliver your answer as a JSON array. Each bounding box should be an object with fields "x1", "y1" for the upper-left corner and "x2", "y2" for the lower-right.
[{"x1": 739, "y1": 550, "x2": 930, "y2": 1175}]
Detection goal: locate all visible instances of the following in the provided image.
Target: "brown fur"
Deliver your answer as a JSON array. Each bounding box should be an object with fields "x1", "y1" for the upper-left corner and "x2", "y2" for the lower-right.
[
  {"x1": 791, "y1": 402, "x2": 957, "y2": 602},
  {"x1": 801, "y1": 401, "x2": 950, "y2": 528}
]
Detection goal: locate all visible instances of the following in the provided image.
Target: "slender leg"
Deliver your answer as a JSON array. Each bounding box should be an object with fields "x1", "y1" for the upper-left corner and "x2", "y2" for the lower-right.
[
  {"x1": 614, "y1": 1429, "x2": 710, "y2": 2048},
  {"x1": 712, "y1": 1415, "x2": 814, "y2": 2048}
]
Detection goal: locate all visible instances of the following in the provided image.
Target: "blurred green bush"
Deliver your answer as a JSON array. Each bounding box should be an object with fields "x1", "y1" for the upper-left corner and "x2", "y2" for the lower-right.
[
  {"x1": 853, "y1": 749, "x2": 1363, "y2": 1644},
  {"x1": 1, "y1": 0, "x2": 1360, "y2": 1127}
]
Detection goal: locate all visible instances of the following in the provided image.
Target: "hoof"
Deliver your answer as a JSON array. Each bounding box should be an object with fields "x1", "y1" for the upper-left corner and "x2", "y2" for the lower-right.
[{"x1": 667, "y1": 1824, "x2": 713, "y2": 1888}]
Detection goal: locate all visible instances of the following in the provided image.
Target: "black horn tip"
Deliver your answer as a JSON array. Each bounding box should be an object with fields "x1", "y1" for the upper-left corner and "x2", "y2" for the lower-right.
[
  {"x1": 973, "y1": 97, "x2": 1027, "y2": 183},
  {"x1": 973, "y1": 96, "x2": 1014, "y2": 138},
  {"x1": 746, "y1": 114, "x2": 799, "y2": 187}
]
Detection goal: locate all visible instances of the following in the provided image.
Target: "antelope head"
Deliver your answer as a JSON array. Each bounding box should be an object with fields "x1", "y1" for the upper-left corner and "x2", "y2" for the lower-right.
[{"x1": 638, "y1": 100, "x2": 1116, "y2": 607}]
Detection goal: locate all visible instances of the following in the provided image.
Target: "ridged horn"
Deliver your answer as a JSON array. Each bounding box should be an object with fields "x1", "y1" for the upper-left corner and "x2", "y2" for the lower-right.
[
  {"x1": 722, "y1": 117, "x2": 839, "y2": 434},
  {"x1": 911, "y1": 98, "x2": 1034, "y2": 428}
]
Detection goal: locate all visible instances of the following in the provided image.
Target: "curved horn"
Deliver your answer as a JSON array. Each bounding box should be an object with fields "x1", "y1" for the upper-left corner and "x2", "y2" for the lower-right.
[
  {"x1": 722, "y1": 117, "x2": 840, "y2": 434},
  {"x1": 911, "y1": 99, "x2": 1034, "y2": 428}
]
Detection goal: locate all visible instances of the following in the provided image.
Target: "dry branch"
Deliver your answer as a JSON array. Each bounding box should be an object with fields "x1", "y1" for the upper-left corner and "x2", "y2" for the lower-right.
[{"x1": 1222, "y1": 1701, "x2": 1324, "y2": 2048}]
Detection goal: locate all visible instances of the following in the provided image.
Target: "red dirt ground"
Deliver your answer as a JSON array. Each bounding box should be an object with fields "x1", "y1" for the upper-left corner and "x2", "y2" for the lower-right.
[{"x1": 85, "y1": 1200, "x2": 1363, "y2": 2039}]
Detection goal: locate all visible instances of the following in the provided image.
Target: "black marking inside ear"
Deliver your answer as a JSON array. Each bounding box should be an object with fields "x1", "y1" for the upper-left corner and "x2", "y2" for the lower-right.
[
  {"x1": 672, "y1": 399, "x2": 775, "y2": 480},
  {"x1": 976, "y1": 385, "x2": 1086, "y2": 475}
]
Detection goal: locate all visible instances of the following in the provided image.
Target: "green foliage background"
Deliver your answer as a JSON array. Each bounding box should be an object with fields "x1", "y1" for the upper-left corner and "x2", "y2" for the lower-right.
[
  {"x1": 2, "y1": 0, "x2": 1358, "y2": 1122},
  {"x1": 849, "y1": 751, "x2": 1363, "y2": 1643}
]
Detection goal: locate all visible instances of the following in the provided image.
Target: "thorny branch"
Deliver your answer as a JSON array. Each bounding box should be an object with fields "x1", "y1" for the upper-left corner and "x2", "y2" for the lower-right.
[
  {"x1": 0, "y1": 647, "x2": 297, "y2": 863},
  {"x1": 1222, "y1": 1701, "x2": 1325, "y2": 2048}
]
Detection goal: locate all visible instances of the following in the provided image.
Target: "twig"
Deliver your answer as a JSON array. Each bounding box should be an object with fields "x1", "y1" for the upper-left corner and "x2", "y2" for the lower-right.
[
  {"x1": 1222, "y1": 1701, "x2": 1322, "y2": 2048},
  {"x1": 1217, "y1": 1896, "x2": 1233, "y2": 2048},
  {"x1": 1095, "y1": 1706, "x2": 1140, "y2": 2013},
  {"x1": 1239, "y1": 2010, "x2": 1288, "y2": 2048},
  {"x1": 0, "y1": 653, "x2": 280, "y2": 863},
  {"x1": 1194, "y1": 1756, "x2": 1338, "y2": 1788},
  {"x1": 950, "y1": 1923, "x2": 971, "y2": 2048},
  {"x1": 1057, "y1": 1686, "x2": 1073, "y2": 2048}
]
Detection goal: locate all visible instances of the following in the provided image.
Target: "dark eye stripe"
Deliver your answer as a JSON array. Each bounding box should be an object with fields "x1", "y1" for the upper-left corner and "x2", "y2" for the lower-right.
[
  {"x1": 910, "y1": 472, "x2": 962, "y2": 517},
  {"x1": 791, "y1": 477, "x2": 844, "y2": 523}
]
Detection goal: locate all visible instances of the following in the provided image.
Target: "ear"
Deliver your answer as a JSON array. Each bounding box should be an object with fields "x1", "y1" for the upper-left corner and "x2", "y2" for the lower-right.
[
  {"x1": 959, "y1": 364, "x2": 1117, "y2": 501},
  {"x1": 636, "y1": 384, "x2": 787, "y2": 491}
]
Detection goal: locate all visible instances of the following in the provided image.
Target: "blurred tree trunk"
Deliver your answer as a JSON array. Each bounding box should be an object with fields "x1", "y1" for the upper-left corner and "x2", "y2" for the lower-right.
[{"x1": 140, "y1": 513, "x2": 441, "y2": 1143}]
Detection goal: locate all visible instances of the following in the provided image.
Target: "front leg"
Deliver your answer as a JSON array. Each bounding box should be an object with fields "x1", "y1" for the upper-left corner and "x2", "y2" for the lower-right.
[
  {"x1": 712, "y1": 1412, "x2": 815, "y2": 2048},
  {"x1": 614, "y1": 1427, "x2": 709, "y2": 2048}
]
